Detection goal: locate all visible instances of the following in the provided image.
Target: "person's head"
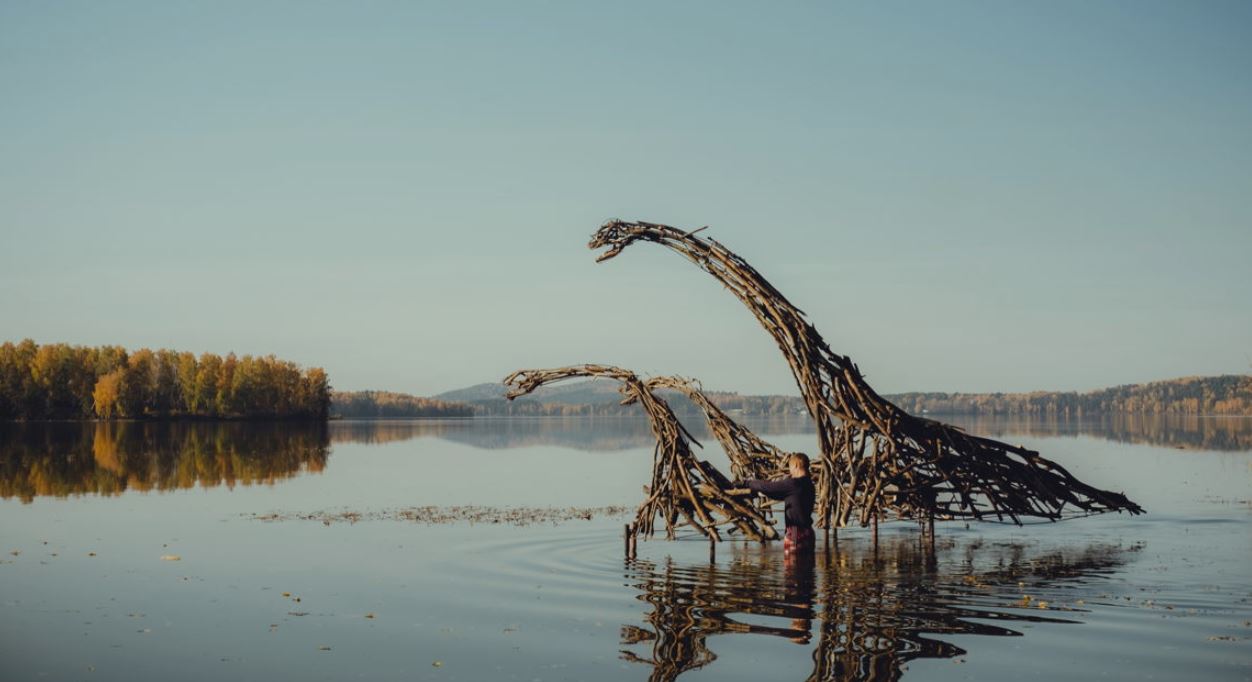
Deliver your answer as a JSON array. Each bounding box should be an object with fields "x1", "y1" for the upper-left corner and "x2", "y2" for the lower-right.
[{"x1": 788, "y1": 452, "x2": 810, "y2": 478}]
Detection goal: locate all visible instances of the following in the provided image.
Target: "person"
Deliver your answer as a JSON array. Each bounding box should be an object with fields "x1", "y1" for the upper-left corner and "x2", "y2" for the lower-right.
[{"x1": 742, "y1": 453, "x2": 815, "y2": 557}]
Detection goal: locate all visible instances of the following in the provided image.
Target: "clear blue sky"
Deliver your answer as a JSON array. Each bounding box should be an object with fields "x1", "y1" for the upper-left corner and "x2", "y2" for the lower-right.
[{"x1": 2, "y1": 1, "x2": 1249, "y2": 396}]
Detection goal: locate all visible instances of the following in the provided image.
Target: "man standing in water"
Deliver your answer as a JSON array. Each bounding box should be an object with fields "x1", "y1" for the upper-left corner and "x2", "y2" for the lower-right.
[{"x1": 740, "y1": 453, "x2": 816, "y2": 557}]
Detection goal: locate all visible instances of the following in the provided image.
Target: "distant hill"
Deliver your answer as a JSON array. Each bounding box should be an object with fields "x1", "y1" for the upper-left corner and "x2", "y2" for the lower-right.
[
  {"x1": 437, "y1": 379, "x2": 627, "y2": 405},
  {"x1": 440, "y1": 379, "x2": 809, "y2": 417},
  {"x1": 438, "y1": 375, "x2": 1252, "y2": 418},
  {"x1": 331, "y1": 390, "x2": 473, "y2": 419}
]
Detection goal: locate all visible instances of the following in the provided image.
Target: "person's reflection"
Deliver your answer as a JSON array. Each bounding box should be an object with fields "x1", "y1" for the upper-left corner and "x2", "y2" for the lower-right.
[{"x1": 783, "y1": 548, "x2": 816, "y2": 644}]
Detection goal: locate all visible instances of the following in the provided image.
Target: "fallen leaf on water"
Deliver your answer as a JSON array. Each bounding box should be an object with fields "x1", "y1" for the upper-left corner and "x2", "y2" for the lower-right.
[
  {"x1": 88, "y1": 552, "x2": 97, "y2": 557},
  {"x1": 365, "y1": 613, "x2": 375, "y2": 619},
  {"x1": 281, "y1": 592, "x2": 291, "y2": 597},
  {"x1": 318, "y1": 645, "x2": 331, "y2": 651},
  {"x1": 160, "y1": 555, "x2": 181, "y2": 562},
  {"x1": 432, "y1": 660, "x2": 443, "y2": 668}
]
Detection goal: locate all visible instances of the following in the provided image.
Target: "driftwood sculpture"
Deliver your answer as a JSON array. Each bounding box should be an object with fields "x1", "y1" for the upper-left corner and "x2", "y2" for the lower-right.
[
  {"x1": 504, "y1": 365, "x2": 778, "y2": 543},
  {"x1": 589, "y1": 220, "x2": 1143, "y2": 528}
]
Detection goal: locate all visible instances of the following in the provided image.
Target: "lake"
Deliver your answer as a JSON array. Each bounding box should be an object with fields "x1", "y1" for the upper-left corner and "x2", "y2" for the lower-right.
[{"x1": 1, "y1": 416, "x2": 1249, "y2": 681}]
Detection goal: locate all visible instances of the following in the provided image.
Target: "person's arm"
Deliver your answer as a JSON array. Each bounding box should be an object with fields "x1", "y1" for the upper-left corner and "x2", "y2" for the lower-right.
[{"x1": 747, "y1": 477, "x2": 797, "y2": 501}]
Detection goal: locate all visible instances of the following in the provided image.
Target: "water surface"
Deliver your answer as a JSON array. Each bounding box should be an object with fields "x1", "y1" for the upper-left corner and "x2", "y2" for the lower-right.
[{"x1": 1, "y1": 417, "x2": 1249, "y2": 680}]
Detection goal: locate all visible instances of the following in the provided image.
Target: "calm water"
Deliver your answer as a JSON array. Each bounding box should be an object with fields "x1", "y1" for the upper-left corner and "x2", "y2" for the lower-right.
[{"x1": 1, "y1": 417, "x2": 1249, "y2": 681}]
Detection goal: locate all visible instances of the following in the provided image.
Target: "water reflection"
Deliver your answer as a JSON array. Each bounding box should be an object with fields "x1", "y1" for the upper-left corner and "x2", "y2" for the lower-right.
[
  {"x1": 945, "y1": 413, "x2": 1252, "y2": 451},
  {"x1": 328, "y1": 416, "x2": 814, "y2": 450},
  {"x1": 0, "y1": 422, "x2": 329, "y2": 502},
  {"x1": 326, "y1": 414, "x2": 1252, "y2": 452},
  {"x1": 4, "y1": 415, "x2": 1246, "y2": 502},
  {"x1": 622, "y1": 537, "x2": 1134, "y2": 681}
]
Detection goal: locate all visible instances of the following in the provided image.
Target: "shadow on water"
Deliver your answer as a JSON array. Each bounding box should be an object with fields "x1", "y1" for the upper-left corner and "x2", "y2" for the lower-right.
[
  {"x1": 0, "y1": 421, "x2": 329, "y2": 502},
  {"x1": 621, "y1": 536, "x2": 1136, "y2": 682}
]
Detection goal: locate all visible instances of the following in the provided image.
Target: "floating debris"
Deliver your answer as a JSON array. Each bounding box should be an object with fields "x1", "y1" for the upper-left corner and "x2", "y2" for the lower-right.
[
  {"x1": 160, "y1": 555, "x2": 181, "y2": 562},
  {"x1": 247, "y1": 505, "x2": 631, "y2": 527}
]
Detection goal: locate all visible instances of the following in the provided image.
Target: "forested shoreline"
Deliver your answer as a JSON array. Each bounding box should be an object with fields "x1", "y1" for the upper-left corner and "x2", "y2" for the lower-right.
[
  {"x1": 5, "y1": 338, "x2": 1246, "y2": 421},
  {"x1": 0, "y1": 340, "x2": 330, "y2": 421},
  {"x1": 887, "y1": 375, "x2": 1252, "y2": 417}
]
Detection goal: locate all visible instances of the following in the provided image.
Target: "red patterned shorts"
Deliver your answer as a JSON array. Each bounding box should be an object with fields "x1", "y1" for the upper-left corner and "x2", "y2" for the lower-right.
[{"x1": 784, "y1": 526, "x2": 815, "y2": 555}]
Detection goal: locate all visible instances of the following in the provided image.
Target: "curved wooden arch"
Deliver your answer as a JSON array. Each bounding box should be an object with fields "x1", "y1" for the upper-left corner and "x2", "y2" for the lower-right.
[{"x1": 504, "y1": 365, "x2": 778, "y2": 543}]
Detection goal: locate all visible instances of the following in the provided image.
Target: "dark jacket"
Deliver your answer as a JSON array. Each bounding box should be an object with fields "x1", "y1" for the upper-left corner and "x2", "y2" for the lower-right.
[{"x1": 747, "y1": 475, "x2": 815, "y2": 529}]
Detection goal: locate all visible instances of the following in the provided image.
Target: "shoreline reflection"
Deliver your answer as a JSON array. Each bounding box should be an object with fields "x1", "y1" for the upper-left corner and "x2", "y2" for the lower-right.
[
  {"x1": 621, "y1": 536, "x2": 1135, "y2": 681},
  {"x1": 0, "y1": 422, "x2": 329, "y2": 502},
  {"x1": 327, "y1": 414, "x2": 1252, "y2": 452}
]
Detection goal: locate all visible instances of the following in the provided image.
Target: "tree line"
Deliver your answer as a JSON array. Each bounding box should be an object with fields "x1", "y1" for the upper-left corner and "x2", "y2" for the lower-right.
[
  {"x1": 330, "y1": 390, "x2": 473, "y2": 418},
  {"x1": 0, "y1": 340, "x2": 330, "y2": 420},
  {"x1": 887, "y1": 375, "x2": 1252, "y2": 417}
]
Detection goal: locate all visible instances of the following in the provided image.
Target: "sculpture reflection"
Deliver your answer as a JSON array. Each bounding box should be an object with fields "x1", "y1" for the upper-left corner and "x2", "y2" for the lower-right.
[
  {"x1": 621, "y1": 536, "x2": 1133, "y2": 681},
  {"x1": 0, "y1": 422, "x2": 328, "y2": 502}
]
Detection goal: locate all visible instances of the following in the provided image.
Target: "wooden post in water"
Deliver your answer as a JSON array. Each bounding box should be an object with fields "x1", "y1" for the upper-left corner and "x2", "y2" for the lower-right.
[
  {"x1": 624, "y1": 524, "x2": 631, "y2": 558},
  {"x1": 708, "y1": 538, "x2": 716, "y2": 563}
]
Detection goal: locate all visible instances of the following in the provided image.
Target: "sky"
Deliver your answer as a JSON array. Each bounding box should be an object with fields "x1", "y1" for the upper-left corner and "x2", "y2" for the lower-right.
[{"x1": 2, "y1": 1, "x2": 1250, "y2": 397}]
